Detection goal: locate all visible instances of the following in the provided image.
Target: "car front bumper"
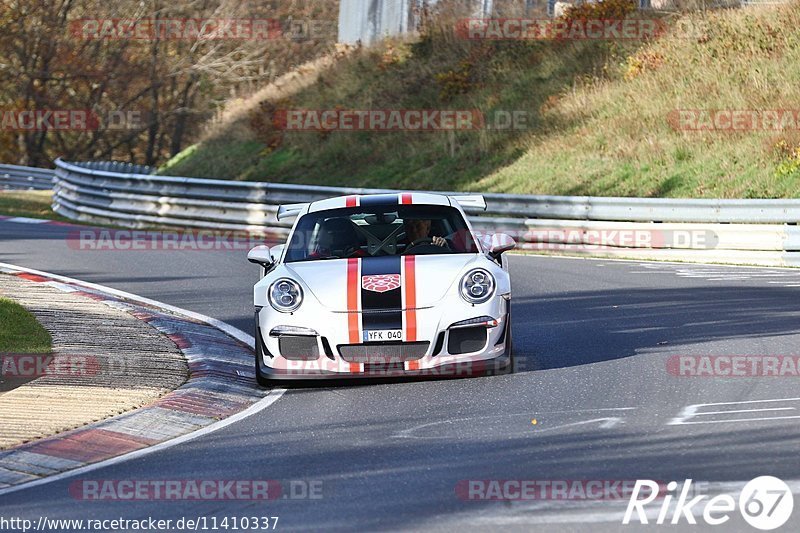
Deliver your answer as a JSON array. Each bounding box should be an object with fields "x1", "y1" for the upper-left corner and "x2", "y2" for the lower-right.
[{"x1": 255, "y1": 299, "x2": 512, "y2": 381}]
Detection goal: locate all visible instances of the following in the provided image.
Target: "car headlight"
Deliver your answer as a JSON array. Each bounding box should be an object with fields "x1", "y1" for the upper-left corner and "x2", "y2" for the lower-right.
[
  {"x1": 269, "y1": 278, "x2": 303, "y2": 313},
  {"x1": 460, "y1": 269, "x2": 495, "y2": 304}
]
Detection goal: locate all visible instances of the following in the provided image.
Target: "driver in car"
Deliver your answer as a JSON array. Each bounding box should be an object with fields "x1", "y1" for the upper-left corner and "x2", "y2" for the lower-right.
[
  {"x1": 309, "y1": 217, "x2": 366, "y2": 259},
  {"x1": 404, "y1": 218, "x2": 447, "y2": 249}
]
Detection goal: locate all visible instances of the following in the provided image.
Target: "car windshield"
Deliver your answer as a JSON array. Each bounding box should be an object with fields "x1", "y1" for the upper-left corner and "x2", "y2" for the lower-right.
[{"x1": 284, "y1": 205, "x2": 479, "y2": 262}]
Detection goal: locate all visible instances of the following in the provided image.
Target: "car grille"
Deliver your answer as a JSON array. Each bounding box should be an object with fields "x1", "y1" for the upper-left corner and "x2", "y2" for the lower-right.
[
  {"x1": 278, "y1": 336, "x2": 319, "y2": 361},
  {"x1": 447, "y1": 327, "x2": 487, "y2": 355},
  {"x1": 338, "y1": 342, "x2": 429, "y2": 363}
]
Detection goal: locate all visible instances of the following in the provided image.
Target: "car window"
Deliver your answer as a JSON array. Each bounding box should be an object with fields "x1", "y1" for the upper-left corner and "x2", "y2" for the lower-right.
[{"x1": 284, "y1": 205, "x2": 479, "y2": 262}]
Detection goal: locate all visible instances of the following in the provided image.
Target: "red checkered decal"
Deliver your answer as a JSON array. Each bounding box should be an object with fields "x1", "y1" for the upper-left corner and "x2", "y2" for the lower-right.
[{"x1": 361, "y1": 274, "x2": 401, "y2": 293}]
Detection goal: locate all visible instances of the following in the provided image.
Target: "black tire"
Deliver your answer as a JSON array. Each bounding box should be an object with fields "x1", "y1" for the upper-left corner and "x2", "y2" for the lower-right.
[
  {"x1": 505, "y1": 326, "x2": 515, "y2": 375},
  {"x1": 492, "y1": 323, "x2": 514, "y2": 376},
  {"x1": 254, "y1": 322, "x2": 272, "y2": 387}
]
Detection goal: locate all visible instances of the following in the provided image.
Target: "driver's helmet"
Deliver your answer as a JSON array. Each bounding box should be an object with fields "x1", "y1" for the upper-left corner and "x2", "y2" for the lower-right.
[{"x1": 317, "y1": 217, "x2": 360, "y2": 256}]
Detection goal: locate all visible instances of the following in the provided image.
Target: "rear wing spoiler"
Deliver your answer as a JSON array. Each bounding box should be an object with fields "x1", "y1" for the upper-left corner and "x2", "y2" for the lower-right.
[
  {"x1": 276, "y1": 203, "x2": 309, "y2": 220},
  {"x1": 449, "y1": 195, "x2": 487, "y2": 211}
]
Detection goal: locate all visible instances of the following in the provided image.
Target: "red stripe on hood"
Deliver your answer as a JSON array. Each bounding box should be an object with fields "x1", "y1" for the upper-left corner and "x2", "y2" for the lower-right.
[
  {"x1": 404, "y1": 255, "x2": 417, "y2": 342},
  {"x1": 347, "y1": 258, "x2": 361, "y2": 343}
]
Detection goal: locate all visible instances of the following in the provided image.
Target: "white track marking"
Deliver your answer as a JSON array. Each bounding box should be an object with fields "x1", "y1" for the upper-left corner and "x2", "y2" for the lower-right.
[
  {"x1": 5, "y1": 217, "x2": 49, "y2": 224},
  {"x1": 674, "y1": 415, "x2": 800, "y2": 425},
  {"x1": 691, "y1": 397, "x2": 800, "y2": 406},
  {"x1": 394, "y1": 408, "x2": 635, "y2": 439},
  {"x1": 695, "y1": 407, "x2": 794, "y2": 416},
  {"x1": 678, "y1": 273, "x2": 788, "y2": 277},
  {"x1": 516, "y1": 253, "x2": 800, "y2": 271},
  {"x1": 627, "y1": 261, "x2": 800, "y2": 288},
  {"x1": 545, "y1": 256, "x2": 800, "y2": 287},
  {"x1": 669, "y1": 398, "x2": 800, "y2": 426},
  {"x1": 632, "y1": 261, "x2": 800, "y2": 271},
  {"x1": 0, "y1": 262, "x2": 286, "y2": 497},
  {"x1": 533, "y1": 417, "x2": 624, "y2": 432}
]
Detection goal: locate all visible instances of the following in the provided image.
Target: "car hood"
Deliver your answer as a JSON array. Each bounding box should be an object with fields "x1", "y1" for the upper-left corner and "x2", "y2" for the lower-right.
[{"x1": 284, "y1": 254, "x2": 479, "y2": 311}]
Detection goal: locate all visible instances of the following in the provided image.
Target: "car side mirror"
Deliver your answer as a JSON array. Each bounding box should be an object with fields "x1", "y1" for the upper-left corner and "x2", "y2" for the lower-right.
[
  {"x1": 269, "y1": 244, "x2": 285, "y2": 263},
  {"x1": 489, "y1": 233, "x2": 516, "y2": 258},
  {"x1": 248, "y1": 245, "x2": 274, "y2": 268}
]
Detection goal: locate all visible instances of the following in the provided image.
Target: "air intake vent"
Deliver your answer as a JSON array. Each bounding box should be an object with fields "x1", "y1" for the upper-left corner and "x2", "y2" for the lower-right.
[
  {"x1": 338, "y1": 342, "x2": 429, "y2": 363},
  {"x1": 278, "y1": 336, "x2": 319, "y2": 361},
  {"x1": 447, "y1": 327, "x2": 487, "y2": 355}
]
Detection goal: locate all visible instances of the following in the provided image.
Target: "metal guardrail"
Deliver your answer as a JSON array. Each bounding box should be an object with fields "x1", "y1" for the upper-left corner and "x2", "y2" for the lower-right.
[
  {"x1": 0, "y1": 164, "x2": 55, "y2": 191},
  {"x1": 69, "y1": 160, "x2": 155, "y2": 175},
  {"x1": 51, "y1": 158, "x2": 800, "y2": 267}
]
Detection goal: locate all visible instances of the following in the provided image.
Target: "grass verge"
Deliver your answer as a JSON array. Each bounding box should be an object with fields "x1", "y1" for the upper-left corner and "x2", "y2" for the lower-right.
[
  {"x1": 0, "y1": 190, "x2": 68, "y2": 222},
  {"x1": 0, "y1": 297, "x2": 52, "y2": 354}
]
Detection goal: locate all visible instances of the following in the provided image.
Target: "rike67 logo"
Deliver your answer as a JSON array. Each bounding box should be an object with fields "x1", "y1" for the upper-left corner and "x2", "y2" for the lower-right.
[{"x1": 623, "y1": 477, "x2": 793, "y2": 530}]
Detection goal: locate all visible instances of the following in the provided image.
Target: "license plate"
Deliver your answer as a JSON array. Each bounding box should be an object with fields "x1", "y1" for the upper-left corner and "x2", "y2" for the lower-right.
[{"x1": 363, "y1": 329, "x2": 402, "y2": 342}]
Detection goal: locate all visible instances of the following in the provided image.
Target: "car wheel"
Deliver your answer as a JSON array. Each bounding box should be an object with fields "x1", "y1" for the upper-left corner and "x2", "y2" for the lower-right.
[
  {"x1": 506, "y1": 327, "x2": 515, "y2": 374},
  {"x1": 255, "y1": 323, "x2": 272, "y2": 387},
  {"x1": 497, "y1": 324, "x2": 514, "y2": 375}
]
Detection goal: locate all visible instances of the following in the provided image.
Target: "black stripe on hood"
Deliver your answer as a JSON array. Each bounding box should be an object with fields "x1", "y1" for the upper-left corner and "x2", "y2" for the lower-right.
[{"x1": 360, "y1": 256, "x2": 402, "y2": 334}]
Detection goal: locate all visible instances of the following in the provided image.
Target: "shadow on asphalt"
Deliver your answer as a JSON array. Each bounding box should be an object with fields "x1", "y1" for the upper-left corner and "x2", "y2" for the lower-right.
[{"x1": 511, "y1": 285, "x2": 800, "y2": 371}]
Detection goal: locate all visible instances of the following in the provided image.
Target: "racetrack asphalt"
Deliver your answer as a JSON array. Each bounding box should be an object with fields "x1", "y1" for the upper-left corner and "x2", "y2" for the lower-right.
[{"x1": 2, "y1": 218, "x2": 800, "y2": 532}]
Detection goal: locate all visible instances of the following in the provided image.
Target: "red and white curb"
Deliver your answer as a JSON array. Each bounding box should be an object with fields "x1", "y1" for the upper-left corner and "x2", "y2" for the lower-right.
[{"x1": 0, "y1": 262, "x2": 286, "y2": 496}]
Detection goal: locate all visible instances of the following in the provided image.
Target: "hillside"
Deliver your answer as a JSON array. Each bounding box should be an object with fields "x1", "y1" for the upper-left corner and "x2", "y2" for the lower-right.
[{"x1": 161, "y1": 2, "x2": 800, "y2": 198}]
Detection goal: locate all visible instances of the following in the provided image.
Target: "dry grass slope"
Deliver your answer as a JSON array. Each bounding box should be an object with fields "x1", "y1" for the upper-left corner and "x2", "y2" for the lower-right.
[{"x1": 161, "y1": 2, "x2": 800, "y2": 198}]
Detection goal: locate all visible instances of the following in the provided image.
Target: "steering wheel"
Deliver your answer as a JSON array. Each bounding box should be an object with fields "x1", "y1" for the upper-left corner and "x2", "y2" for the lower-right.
[
  {"x1": 341, "y1": 245, "x2": 364, "y2": 258},
  {"x1": 405, "y1": 237, "x2": 451, "y2": 254}
]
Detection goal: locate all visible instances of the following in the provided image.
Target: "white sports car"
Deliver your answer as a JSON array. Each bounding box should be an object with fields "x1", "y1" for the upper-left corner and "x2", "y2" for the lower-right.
[{"x1": 248, "y1": 192, "x2": 515, "y2": 383}]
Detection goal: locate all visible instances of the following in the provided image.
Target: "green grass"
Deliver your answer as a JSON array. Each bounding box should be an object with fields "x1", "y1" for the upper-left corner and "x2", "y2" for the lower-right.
[
  {"x1": 0, "y1": 190, "x2": 68, "y2": 222},
  {"x1": 0, "y1": 297, "x2": 52, "y2": 354},
  {"x1": 0, "y1": 191, "x2": 120, "y2": 227},
  {"x1": 160, "y1": 3, "x2": 800, "y2": 198}
]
